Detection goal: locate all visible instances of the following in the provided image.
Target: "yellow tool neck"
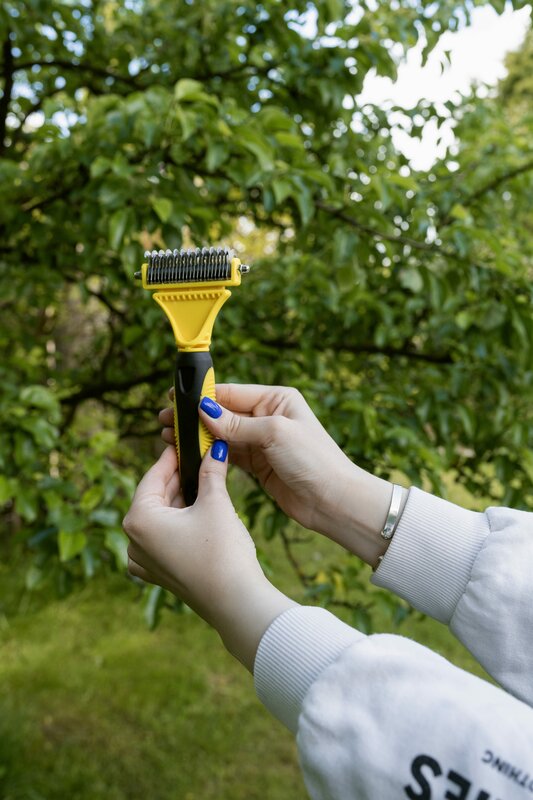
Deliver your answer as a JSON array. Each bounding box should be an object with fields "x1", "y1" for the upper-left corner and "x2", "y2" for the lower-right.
[{"x1": 153, "y1": 287, "x2": 232, "y2": 351}]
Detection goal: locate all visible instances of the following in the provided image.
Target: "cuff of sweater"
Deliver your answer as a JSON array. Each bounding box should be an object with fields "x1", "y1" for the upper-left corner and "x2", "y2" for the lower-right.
[
  {"x1": 371, "y1": 486, "x2": 490, "y2": 623},
  {"x1": 254, "y1": 605, "x2": 363, "y2": 733}
]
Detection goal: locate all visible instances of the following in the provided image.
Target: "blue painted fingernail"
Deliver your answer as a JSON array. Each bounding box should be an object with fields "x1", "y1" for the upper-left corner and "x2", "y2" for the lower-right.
[
  {"x1": 200, "y1": 396, "x2": 222, "y2": 419},
  {"x1": 211, "y1": 440, "x2": 228, "y2": 462}
]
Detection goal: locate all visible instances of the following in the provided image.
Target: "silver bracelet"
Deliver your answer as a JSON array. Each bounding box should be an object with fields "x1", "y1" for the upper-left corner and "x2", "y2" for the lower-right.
[{"x1": 380, "y1": 484, "x2": 405, "y2": 541}]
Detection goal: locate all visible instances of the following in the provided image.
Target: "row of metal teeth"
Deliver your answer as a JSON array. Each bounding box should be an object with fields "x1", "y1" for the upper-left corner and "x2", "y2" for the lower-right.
[{"x1": 144, "y1": 247, "x2": 232, "y2": 284}]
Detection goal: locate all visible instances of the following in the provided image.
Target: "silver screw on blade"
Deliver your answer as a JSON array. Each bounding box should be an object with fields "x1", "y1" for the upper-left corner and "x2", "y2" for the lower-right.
[{"x1": 239, "y1": 264, "x2": 251, "y2": 275}]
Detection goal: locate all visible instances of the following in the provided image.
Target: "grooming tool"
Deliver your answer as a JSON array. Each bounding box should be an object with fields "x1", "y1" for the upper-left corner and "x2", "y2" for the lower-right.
[{"x1": 135, "y1": 247, "x2": 250, "y2": 505}]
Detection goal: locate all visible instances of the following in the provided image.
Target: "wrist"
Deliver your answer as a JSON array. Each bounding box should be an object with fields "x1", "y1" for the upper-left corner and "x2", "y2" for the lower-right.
[
  {"x1": 213, "y1": 571, "x2": 298, "y2": 673},
  {"x1": 318, "y1": 463, "x2": 408, "y2": 566}
]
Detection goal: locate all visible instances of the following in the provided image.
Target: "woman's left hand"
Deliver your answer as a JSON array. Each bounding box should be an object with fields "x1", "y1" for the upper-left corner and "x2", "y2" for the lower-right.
[{"x1": 122, "y1": 443, "x2": 296, "y2": 671}]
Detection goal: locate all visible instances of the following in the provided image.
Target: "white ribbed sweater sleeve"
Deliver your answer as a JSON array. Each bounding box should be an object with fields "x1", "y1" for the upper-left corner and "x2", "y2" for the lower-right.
[
  {"x1": 371, "y1": 487, "x2": 533, "y2": 706},
  {"x1": 254, "y1": 490, "x2": 533, "y2": 799}
]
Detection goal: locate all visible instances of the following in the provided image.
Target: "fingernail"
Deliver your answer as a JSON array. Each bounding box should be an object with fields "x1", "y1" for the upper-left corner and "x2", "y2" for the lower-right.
[
  {"x1": 211, "y1": 440, "x2": 228, "y2": 462},
  {"x1": 200, "y1": 396, "x2": 222, "y2": 419}
]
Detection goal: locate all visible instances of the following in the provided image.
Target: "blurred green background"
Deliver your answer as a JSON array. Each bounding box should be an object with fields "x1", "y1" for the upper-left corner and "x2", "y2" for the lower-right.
[{"x1": 1, "y1": 0, "x2": 532, "y2": 797}]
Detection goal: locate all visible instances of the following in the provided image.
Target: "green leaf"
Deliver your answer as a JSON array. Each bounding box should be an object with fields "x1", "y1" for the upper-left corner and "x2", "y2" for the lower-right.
[
  {"x1": 274, "y1": 131, "x2": 303, "y2": 149},
  {"x1": 90, "y1": 431, "x2": 117, "y2": 455},
  {"x1": 105, "y1": 528, "x2": 129, "y2": 570},
  {"x1": 263, "y1": 513, "x2": 278, "y2": 540},
  {"x1": 26, "y1": 565, "x2": 45, "y2": 591},
  {"x1": 176, "y1": 107, "x2": 198, "y2": 141},
  {"x1": 152, "y1": 197, "x2": 173, "y2": 223},
  {"x1": 15, "y1": 486, "x2": 38, "y2": 522},
  {"x1": 272, "y1": 178, "x2": 292, "y2": 205},
  {"x1": 175, "y1": 78, "x2": 204, "y2": 101},
  {"x1": 20, "y1": 385, "x2": 58, "y2": 413},
  {"x1": 235, "y1": 129, "x2": 275, "y2": 171},
  {"x1": 457, "y1": 406, "x2": 475, "y2": 439},
  {"x1": 206, "y1": 141, "x2": 228, "y2": 172},
  {"x1": 90, "y1": 508, "x2": 119, "y2": 527},
  {"x1": 58, "y1": 530, "x2": 87, "y2": 562},
  {"x1": 80, "y1": 485, "x2": 104, "y2": 512},
  {"x1": 450, "y1": 203, "x2": 471, "y2": 222},
  {"x1": 325, "y1": 0, "x2": 345, "y2": 23},
  {"x1": 333, "y1": 228, "x2": 357, "y2": 263},
  {"x1": 90, "y1": 156, "x2": 112, "y2": 178},
  {"x1": 258, "y1": 106, "x2": 294, "y2": 131},
  {"x1": 352, "y1": 607, "x2": 372, "y2": 634},
  {"x1": 0, "y1": 475, "x2": 15, "y2": 505},
  {"x1": 144, "y1": 585, "x2": 165, "y2": 630},
  {"x1": 291, "y1": 179, "x2": 314, "y2": 225},
  {"x1": 175, "y1": 79, "x2": 217, "y2": 106},
  {"x1": 29, "y1": 418, "x2": 58, "y2": 449},
  {"x1": 455, "y1": 310, "x2": 472, "y2": 330},
  {"x1": 337, "y1": 262, "x2": 357, "y2": 290},
  {"x1": 479, "y1": 304, "x2": 506, "y2": 331},
  {"x1": 108, "y1": 207, "x2": 129, "y2": 250},
  {"x1": 399, "y1": 268, "x2": 423, "y2": 293},
  {"x1": 81, "y1": 547, "x2": 98, "y2": 579},
  {"x1": 84, "y1": 455, "x2": 104, "y2": 481}
]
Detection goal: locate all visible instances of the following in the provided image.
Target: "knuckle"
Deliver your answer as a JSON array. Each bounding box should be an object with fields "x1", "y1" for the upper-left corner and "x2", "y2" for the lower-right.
[
  {"x1": 263, "y1": 415, "x2": 288, "y2": 448},
  {"x1": 285, "y1": 386, "x2": 302, "y2": 400},
  {"x1": 225, "y1": 411, "x2": 241, "y2": 438},
  {"x1": 284, "y1": 386, "x2": 304, "y2": 407},
  {"x1": 127, "y1": 557, "x2": 139, "y2": 577},
  {"x1": 122, "y1": 511, "x2": 143, "y2": 540}
]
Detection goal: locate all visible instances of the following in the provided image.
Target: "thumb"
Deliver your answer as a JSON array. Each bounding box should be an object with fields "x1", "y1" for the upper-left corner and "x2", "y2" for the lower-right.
[
  {"x1": 199, "y1": 396, "x2": 282, "y2": 447},
  {"x1": 196, "y1": 439, "x2": 230, "y2": 502}
]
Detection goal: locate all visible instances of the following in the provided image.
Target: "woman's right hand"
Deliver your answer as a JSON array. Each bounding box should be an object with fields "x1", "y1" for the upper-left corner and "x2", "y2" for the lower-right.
[{"x1": 159, "y1": 384, "x2": 395, "y2": 565}]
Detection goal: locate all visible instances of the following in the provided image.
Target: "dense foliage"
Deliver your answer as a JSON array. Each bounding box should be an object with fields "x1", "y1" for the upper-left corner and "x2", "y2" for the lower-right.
[{"x1": 1, "y1": 0, "x2": 532, "y2": 623}]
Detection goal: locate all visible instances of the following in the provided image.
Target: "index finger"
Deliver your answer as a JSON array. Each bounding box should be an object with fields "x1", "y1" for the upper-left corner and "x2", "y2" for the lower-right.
[
  {"x1": 214, "y1": 383, "x2": 281, "y2": 414},
  {"x1": 133, "y1": 446, "x2": 179, "y2": 506}
]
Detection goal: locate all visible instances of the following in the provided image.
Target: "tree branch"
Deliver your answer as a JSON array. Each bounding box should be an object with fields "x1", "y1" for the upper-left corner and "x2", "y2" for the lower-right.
[
  {"x1": 22, "y1": 188, "x2": 76, "y2": 214},
  {"x1": 278, "y1": 529, "x2": 374, "y2": 615},
  {"x1": 279, "y1": 529, "x2": 312, "y2": 586},
  {"x1": 85, "y1": 287, "x2": 126, "y2": 319},
  {"x1": 61, "y1": 368, "x2": 168, "y2": 407},
  {"x1": 258, "y1": 338, "x2": 454, "y2": 365},
  {"x1": 14, "y1": 59, "x2": 141, "y2": 90},
  {"x1": 0, "y1": 33, "x2": 14, "y2": 154},
  {"x1": 316, "y1": 200, "x2": 439, "y2": 254},
  {"x1": 439, "y1": 158, "x2": 533, "y2": 227}
]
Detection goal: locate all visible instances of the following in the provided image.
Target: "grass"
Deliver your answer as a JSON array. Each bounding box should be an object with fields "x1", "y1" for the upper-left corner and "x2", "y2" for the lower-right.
[
  {"x1": 0, "y1": 482, "x2": 493, "y2": 800},
  {"x1": 0, "y1": 569, "x2": 304, "y2": 800}
]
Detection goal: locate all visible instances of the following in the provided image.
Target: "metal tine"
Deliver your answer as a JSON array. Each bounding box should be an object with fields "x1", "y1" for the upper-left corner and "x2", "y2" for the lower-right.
[
  {"x1": 146, "y1": 244, "x2": 235, "y2": 283},
  {"x1": 201, "y1": 247, "x2": 208, "y2": 282},
  {"x1": 173, "y1": 249, "x2": 178, "y2": 283},
  {"x1": 196, "y1": 248, "x2": 202, "y2": 282}
]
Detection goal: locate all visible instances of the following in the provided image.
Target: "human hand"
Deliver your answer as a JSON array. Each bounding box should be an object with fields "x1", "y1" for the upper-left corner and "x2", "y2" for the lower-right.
[
  {"x1": 123, "y1": 443, "x2": 295, "y2": 670},
  {"x1": 159, "y1": 385, "x2": 396, "y2": 566}
]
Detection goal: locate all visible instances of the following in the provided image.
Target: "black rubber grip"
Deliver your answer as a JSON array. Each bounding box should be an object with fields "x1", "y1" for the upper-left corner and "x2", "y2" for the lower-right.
[{"x1": 174, "y1": 350, "x2": 214, "y2": 506}]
